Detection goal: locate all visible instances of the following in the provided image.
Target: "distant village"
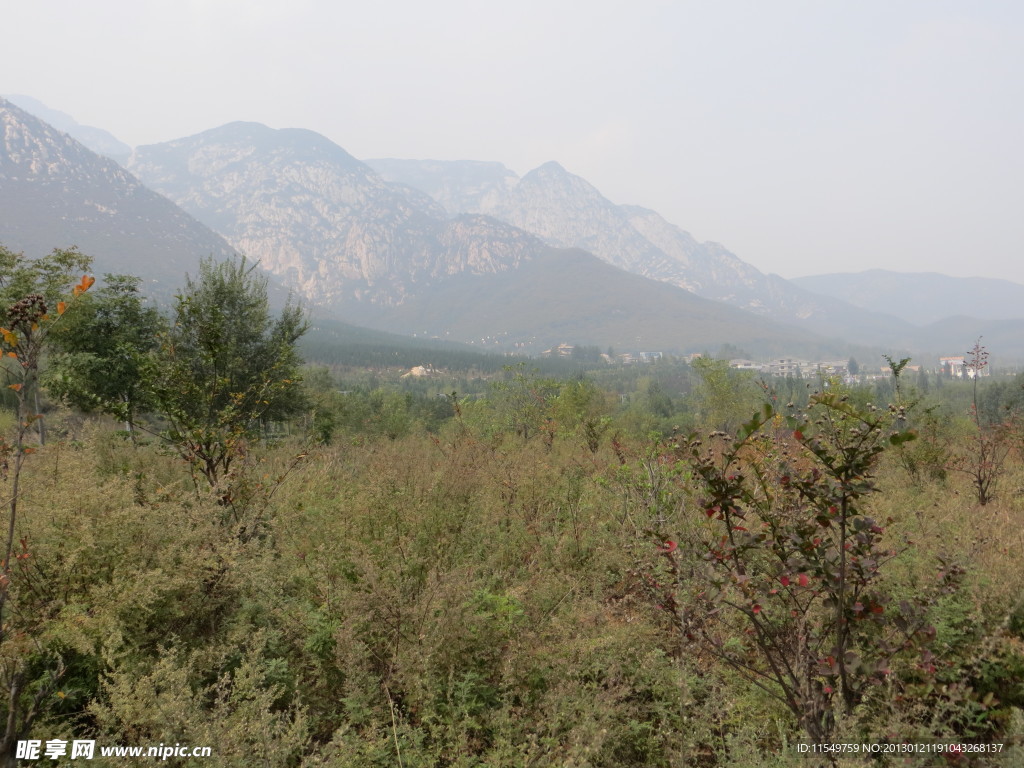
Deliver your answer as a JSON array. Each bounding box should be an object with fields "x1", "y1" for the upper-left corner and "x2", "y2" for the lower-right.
[
  {"x1": 724, "y1": 355, "x2": 990, "y2": 381},
  {"x1": 535, "y1": 343, "x2": 992, "y2": 380},
  {"x1": 395, "y1": 343, "x2": 996, "y2": 382}
]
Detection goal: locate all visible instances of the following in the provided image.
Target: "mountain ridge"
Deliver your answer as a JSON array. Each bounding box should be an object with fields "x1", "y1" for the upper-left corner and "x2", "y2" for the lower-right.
[
  {"x1": 3, "y1": 94, "x2": 132, "y2": 163},
  {"x1": 0, "y1": 97, "x2": 237, "y2": 296},
  {"x1": 8, "y1": 96, "x2": 1022, "y2": 360},
  {"x1": 126, "y1": 121, "x2": 850, "y2": 355},
  {"x1": 364, "y1": 157, "x2": 929, "y2": 349},
  {"x1": 792, "y1": 270, "x2": 1024, "y2": 326}
]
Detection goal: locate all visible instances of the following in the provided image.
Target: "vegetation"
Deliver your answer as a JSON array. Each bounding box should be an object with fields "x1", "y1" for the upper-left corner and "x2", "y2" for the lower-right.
[
  {"x1": 45, "y1": 274, "x2": 162, "y2": 437},
  {"x1": 147, "y1": 257, "x2": 307, "y2": 488},
  {"x1": 2, "y1": 244, "x2": 1024, "y2": 765}
]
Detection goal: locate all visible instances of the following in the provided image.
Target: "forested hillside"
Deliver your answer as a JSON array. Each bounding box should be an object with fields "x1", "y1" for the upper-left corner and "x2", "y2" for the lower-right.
[{"x1": 1, "y1": 246, "x2": 1023, "y2": 766}]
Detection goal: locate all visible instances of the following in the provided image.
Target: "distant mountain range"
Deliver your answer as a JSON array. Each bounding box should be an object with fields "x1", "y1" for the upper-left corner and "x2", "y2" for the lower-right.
[
  {"x1": 351, "y1": 248, "x2": 835, "y2": 357},
  {"x1": 3, "y1": 95, "x2": 1023, "y2": 361},
  {"x1": 367, "y1": 158, "x2": 816, "y2": 315},
  {"x1": 792, "y1": 270, "x2": 1024, "y2": 326},
  {"x1": 365, "y1": 158, "x2": 957, "y2": 351},
  {"x1": 124, "y1": 121, "x2": 839, "y2": 354}
]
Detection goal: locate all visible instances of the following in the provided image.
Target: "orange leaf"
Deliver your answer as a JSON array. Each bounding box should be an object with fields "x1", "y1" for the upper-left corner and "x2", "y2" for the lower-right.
[
  {"x1": 57, "y1": 301, "x2": 67, "y2": 315},
  {"x1": 6, "y1": 352, "x2": 15, "y2": 359},
  {"x1": 8, "y1": 384, "x2": 22, "y2": 391}
]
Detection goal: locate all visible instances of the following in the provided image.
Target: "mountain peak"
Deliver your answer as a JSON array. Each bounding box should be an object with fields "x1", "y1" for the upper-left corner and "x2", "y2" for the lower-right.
[
  {"x1": 0, "y1": 98, "x2": 235, "y2": 294},
  {"x1": 533, "y1": 160, "x2": 567, "y2": 174},
  {"x1": 360, "y1": 146, "x2": 896, "y2": 344},
  {"x1": 128, "y1": 128, "x2": 541, "y2": 308},
  {"x1": 2, "y1": 94, "x2": 132, "y2": 163},
  {"x1": 140, "y1": 121, "x2": 367, "y2": 174}
]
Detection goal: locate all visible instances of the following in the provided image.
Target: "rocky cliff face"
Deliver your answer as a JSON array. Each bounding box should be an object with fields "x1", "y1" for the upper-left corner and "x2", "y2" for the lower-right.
[
  {"x1": 3, "y1": 94, "x2": 132, "y2": 163},
  {"x1": 366, "y1": 158, "x2": 840, "y2": 323},
  {"x1": 0, "y1": 98, "x2": 235, "y2": 293},
  {"x1": 126, "y1": 125, "x2": 837, "y2": 353},
  {"x1": 129, "y1": 124, "x2": 546, "y2": 308}
]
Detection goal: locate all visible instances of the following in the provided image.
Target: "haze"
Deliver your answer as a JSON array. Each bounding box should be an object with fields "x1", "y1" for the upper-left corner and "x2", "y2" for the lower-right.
[{"x1": 3, "y1": 1, "x2": 1022, "y2": 283}]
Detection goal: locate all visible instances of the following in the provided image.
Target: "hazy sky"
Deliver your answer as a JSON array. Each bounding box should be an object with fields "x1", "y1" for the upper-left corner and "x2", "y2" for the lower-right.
[{"x1": 4, "y1": 1, "x2": 1023, "y2": 283}]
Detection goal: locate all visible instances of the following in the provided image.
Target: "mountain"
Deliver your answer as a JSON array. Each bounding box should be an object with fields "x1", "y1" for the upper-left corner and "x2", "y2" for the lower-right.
[
  {"x1": 0, "y1": 101, "x2": 533, "y2": 361},
  {"x1": 128, "y1": 123, "x2": 843, "y2": 355},
  {"x1": 364, "y1": 160, "x2": 797, "y2": 310},
  {"x1": 792, "y1": 270, "x2": 1024, "y2": 326},
  {"x1": 3, "y1": 94, "x2": 132, "y2": 163},
  {"x1": 367, "y1": 158, "x2": 1024, "y2": 359},
  {"x1": 365, "y1": 158, "x2": 924, "y2": 347},
  {"x1": 352, "y1": 247, "x2": 835, "y2": 356},
  {"x1": 127, "y1": 123, "x2": 550, "y2": 308},
  {"x1": 10, "y1": 99, "x2": 1003, "y2": 360},
  {"x1": 0, "y1": 97, "x2": 236, "y2": 295},
  {"x1": 913, "y1": 315, "x2": 1024, "y2": 361}
]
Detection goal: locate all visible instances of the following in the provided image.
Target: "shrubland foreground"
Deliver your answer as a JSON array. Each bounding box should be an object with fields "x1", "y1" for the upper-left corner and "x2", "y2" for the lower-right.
[{"x1": 1, "y1": 249, "x2": 1024, "y2": 766}]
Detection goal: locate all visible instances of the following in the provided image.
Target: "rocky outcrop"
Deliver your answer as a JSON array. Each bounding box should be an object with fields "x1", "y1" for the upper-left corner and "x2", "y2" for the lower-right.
[
  {"x1": 129, "y1": 124, "x2": 546, "y2": 308},
  {"x1": 367, "y1": 157, "x2": 845, "y2": 324},
  {"x1": 0, "y1": 98, "x2": 235, "y2": 294}
]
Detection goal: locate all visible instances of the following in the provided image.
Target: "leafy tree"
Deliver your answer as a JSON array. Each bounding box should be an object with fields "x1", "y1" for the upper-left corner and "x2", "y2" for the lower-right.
[
  {"x1": 489, "y1": 363, "x2": 559, "y2": 442},
  {"x1": 690, "y1": 356, "x2": 759, "y2": 433},
  {"x1": 44, "y1": 275, "x2": 164, "y2": 437},
  {"x1": 647, "y1": 395, "x2": 958, "y2": 748},
  {"x1": 644, "y1": 380, "x2": 674, "y2": 420},
  {"x1": 847, "y1": 356, "x2": 859, "y2": 376},
  {"x1": 717, "y1": 342, "x2": 751, "y2": 360},
  {"x1": 0, "y1": 246, "x2": 92, "y2": 311},
  {"x1": 0, "y1": 246, "x2": 93, "y2": 444},
  {"x1": 551, "y1": 374, "x2": 610, "y2": 452},
  {"x1": 150, "y1": 257, "x2": 308, "y2": 488}
]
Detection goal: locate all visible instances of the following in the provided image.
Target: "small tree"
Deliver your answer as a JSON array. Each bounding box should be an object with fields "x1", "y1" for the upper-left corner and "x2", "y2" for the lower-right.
[
  {"x1": 916, "y1": 367, "x2": 930, "y2": 394},
  {"x1": 45, "y1": 274, "x2": 164, "y2": 438},
  {"x1": 690, "y1": 356, "x2": 759, "y2": 433},
  {"x1": 551, "y1": 375, "x2": 610, "y2": 453},
  {"x1": 645, "y1": 394, "x2": 957, "y2": 750},
  {"x1": 150, "y1": 257, "x2": 307, "y2": 489},
  {"x1": 951, "y1": 339, "x2": 1011, "y2": 506},
  {"x1": 490, "y1": 363, "x2": 559, "y2": 442},
  {"x1": 882, "y1": 355, "x2": 911, "y2": 404},
  {"x1": 0, "y1": 246, "x2": 93, "y2": 444}
]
